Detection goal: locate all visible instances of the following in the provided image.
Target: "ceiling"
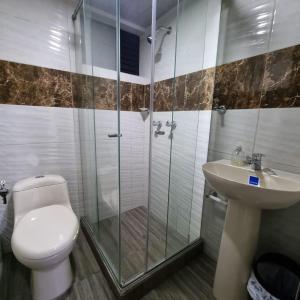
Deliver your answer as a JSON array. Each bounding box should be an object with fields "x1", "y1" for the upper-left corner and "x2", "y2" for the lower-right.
[{"x1": 89, "y1": 0, "x2": 177, "y2": 28}]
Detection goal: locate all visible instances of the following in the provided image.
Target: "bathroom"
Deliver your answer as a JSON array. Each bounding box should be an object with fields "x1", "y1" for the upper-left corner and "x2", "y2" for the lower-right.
[{"x1": 0, "y1": 0, "x2": 300, "y2": 299}]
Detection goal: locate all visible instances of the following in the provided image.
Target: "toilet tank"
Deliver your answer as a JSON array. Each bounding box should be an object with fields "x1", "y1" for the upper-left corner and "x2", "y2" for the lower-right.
[{"x1": 13, "y1": 175, "x2": 71, "y2": 224}]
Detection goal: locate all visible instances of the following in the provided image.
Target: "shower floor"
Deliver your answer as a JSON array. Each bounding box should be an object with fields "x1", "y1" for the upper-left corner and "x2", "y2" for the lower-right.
[{"x1": 92, "y1": 206, "x2": 189, "y2": 284}]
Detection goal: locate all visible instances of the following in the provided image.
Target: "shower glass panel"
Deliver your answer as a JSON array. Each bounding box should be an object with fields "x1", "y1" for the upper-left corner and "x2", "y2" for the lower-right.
[
  {"x1": 146, "y1": 0, "x2": 178, "y2": 269},
  {"x1": 91, "y1": 0, "x2": 120, "y2": 280},
  {"x1": 73, "y1": 0, "x2": 121, "y2": 281},
  {"x1": 73, "y1": 2, "x2": 99, "y2": 231},
  {"x1": 166, "y1": 0, "x2": 209, "y2": 257},
  {"x1": 119, "y1": 0, "x2": 152, "y2": 284}
]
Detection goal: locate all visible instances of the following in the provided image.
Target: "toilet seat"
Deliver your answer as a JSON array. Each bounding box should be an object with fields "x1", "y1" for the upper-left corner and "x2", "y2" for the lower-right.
[{"x1": 12, "y1": 204, "x2": 79, "y2": 261}]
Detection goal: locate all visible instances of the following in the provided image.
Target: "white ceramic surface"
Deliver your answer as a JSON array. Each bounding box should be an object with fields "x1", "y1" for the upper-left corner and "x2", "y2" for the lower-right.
[
  {"x1": 203, "y1": 159, "x2": 300, "y2": 209},
  {"x1": 202, "y1": 159, "x2": 300, "y2": 300},
  {"x1": 12, "y1": 205, "x2": 78, "y2": 260},
  {"x1": 11, "y1": 175, "x2": 79, "y2": 300}
]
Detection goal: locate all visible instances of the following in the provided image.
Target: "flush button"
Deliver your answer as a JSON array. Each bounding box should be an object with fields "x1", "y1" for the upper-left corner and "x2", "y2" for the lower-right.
[{"x1": 35, "y1": 175, "x2": 45, "y2": 178}]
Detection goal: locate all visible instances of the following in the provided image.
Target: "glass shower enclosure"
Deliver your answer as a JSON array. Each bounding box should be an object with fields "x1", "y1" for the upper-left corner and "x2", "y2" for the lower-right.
[{"x1": 72, "y1": 0, "x2": 209, "y2": 287}]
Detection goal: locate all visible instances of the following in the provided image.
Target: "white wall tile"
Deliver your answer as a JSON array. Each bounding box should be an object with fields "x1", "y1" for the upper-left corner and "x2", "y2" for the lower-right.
[
  {"x1": 254, "y1": 108, "x2": 300, "y2": 172},
  {"x1": 258, "y1": 201, "x2": 300, "y2": 265},
  {"x1": 269, "y1": 0, "x2": 300, "y2": 52},
  {"x1": 209, "y1": 109, "x2": 259, "y2": 156},
  {"x1": 0, "y1": 105, "x2": 83, "y2": 252},
  {"x1": 217, "y1": 0, "x2": 275, "y2": 65},
  {"x1": 0, "y1": 105, "x2": 76, "y2": 145},
  {"x1": 139, "y1": 0, "x2": 220, "y2": 81},
  {"x1": 190, "y1": 111, "x2": 211, "y2": 241},
  {"x1": 0, "y1": 0, "x2": 76, "y2": 72}
]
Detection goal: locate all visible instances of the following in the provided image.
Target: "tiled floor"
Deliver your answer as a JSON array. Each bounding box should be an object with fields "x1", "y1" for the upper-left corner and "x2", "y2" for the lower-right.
[{"x1": 0, "y1": 231, "x2": 216, "y2": 300}]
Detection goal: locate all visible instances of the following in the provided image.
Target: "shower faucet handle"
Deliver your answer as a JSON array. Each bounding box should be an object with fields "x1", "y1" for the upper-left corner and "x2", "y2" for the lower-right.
[
  {"x1": 153, "y1": 121, "x2": 162, "y2": 130},
  {"x1": 166, "y1": 120, "x2": 177, "y2": 130}
]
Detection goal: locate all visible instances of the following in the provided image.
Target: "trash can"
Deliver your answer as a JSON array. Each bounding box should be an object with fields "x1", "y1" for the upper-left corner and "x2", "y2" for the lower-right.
[{"x1": 247, "y1": 253, "x2": 300, "y2": 300}]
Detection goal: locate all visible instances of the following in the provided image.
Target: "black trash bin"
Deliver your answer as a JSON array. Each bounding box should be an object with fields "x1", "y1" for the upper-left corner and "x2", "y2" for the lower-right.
[{"x1": 247, "y1": 253, "x2": 300, "y2": 300}]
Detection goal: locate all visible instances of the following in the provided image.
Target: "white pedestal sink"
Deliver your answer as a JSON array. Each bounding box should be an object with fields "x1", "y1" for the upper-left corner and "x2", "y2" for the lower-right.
[{"x1": 202, "y1": 160, "x2": 300, "y2": 300}]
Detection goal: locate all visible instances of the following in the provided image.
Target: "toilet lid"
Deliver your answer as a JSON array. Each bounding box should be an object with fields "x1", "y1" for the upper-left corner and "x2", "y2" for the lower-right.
[{"x1": 12, "y1": 205, "x2": 79, "y2": 260}]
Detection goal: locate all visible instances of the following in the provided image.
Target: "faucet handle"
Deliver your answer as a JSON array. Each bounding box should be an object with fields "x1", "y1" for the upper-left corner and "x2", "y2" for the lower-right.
[
  {"x1": 245, "y1": 155, "x2": 252, "y2": 164},
  {"x1": 252, "y1": 153, "x2": 265, "y2": 160}
]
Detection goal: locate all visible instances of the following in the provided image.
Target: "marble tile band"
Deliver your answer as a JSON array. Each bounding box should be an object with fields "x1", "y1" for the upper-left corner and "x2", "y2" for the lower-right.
[
  {"x1": 0, "y1": 60, "x2": 73, "y2": 108},
  {"x1": 0, "y1": 60, "x2": 213, "y2": 112},
  {"x1": 213, "y1": 44, "x2": 300, "y2": 109},
  {"x1": 1, "y1": 44, "x2": 299, "y2": 111}
]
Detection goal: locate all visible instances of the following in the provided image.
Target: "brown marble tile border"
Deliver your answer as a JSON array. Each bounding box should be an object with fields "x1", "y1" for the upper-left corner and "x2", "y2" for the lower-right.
[
  {"x1": 212, "y1": 44, "x2": 300, "y2": 110},
  {"x1": 153, "y1": 68, "x2": 215, "y2": 112},
  {"x1": 260, "y1": 44, "x2": 300, "y2": 108},
  {"x1": 0, "y1": 60, "x2": 73, "y2": 107},
  {"x1": 2, "y1": 44, "x2": 299, "y2": 112},
  {"x1": 0, "y1": 59, "x2": 215, "y2": 112},
  {"x1": 213, "y1": 54, "x2": 266, "y2": 109}
]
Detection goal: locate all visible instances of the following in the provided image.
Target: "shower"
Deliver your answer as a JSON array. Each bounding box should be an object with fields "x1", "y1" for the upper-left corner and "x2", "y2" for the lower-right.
[
  {"x1": 147, "y1": 26, "x2": 172, "y2": 44},
  {"x1": 72, "y1": 0, "x2": 206, "y2": 296}
]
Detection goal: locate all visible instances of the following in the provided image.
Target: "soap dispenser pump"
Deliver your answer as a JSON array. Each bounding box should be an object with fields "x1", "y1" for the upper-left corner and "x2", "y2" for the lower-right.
[{"x1": 231, "y1": 146, "x2": 245, "y2": 166}]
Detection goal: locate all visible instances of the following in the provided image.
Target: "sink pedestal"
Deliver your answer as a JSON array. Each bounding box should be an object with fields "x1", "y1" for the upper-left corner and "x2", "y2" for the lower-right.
[
  {"x1": 213, "y1": 199, "x2": 261, "y2": 300},
  {"x1": 203, "y1": 160, "x2": 300, "y2": 299}
]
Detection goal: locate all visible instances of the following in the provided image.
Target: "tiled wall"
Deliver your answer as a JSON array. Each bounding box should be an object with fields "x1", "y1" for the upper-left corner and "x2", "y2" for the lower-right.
[
  {"x1": 217, "y1": 0, "x2": 300, "y2": 66},
  {"x1": 0, "y1": 0, "x2": 76, "y2": 72},
  {"x1": 0, "y1": 105, "x2": 83, "y2": 251},
  {"x1": 204, "y1": 44, "x2": 300, "y2": 264},
  {"x1": 139, "y1": 0, "x2": 221, "y2": 81},
  {"x1": 0, "y1": 55, "x2": 214, "y2": 252},
  {"x1": 214, "y1": 45, "x2": 300, "y2": 110},
  {"x1": 0, "y1": 0, "x2": 78, "y2": 254},
  {"x1": 71, "y1": 66, "x2": 215, "y2": 112}
]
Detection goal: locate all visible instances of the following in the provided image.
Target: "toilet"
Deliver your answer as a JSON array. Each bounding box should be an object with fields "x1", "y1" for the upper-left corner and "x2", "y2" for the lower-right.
[{"x1": 11, "y1": 175, "x2": 79, "y2": 300}]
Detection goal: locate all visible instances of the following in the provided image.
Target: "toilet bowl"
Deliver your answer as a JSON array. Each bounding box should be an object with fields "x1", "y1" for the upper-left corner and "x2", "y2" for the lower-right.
[{"x1": 11, "y1": 175, "x2": 79, "y2": 300}]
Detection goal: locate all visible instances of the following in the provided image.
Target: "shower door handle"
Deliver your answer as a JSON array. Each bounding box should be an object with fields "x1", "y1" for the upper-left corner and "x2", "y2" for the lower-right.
[{"x1": 108, "y1": 133, "x2": 122, "y2": 138}]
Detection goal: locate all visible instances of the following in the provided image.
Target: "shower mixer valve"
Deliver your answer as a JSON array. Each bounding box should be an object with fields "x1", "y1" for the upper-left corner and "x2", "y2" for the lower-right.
[
  {"x1": 153, "y1": 120, "x2": 165, "y2": 136},
  {"x1": 153, "y1": 120, "x2": 162, "y2": 130},
  {"x1": 166, "y1": 120, "x2": 177, "y2": 130},
  {"x1": 166, "y1": 120, "x2": 177, "y2": 139}
]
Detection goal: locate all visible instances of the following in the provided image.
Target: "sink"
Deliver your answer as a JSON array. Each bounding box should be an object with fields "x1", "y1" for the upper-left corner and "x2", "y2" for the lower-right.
[
  {"x1": 202, "y1": 160, "x2": 300, "y2": 300},
  {"x1": 203, "y1": 160, "x2": 300, "y2": 209}
]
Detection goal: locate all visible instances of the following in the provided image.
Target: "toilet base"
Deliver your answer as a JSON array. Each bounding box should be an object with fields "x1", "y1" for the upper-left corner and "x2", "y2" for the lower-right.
[{"x1": 32, "y1": 257, "x2": 73, "y2": 300}]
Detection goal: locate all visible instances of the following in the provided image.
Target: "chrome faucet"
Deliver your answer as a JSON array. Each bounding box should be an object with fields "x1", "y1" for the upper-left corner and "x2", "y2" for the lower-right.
[{"x1": 246, "y1": 153, "x2": 265, "y2": 171}]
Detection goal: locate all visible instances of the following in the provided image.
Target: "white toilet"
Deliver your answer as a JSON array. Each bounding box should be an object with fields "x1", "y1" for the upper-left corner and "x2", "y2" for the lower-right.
[{"x1": 11, "y1": 175, "x2": 79, "y2": 300}]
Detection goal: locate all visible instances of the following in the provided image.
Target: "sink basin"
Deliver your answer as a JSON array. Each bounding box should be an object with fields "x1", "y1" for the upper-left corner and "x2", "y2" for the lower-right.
[
  {"x1": 202, "y1": 160, "x2": 300, "y2": 300},
  {"x1": 203, "y1": 159, "x2": 300, "y2": 209}
]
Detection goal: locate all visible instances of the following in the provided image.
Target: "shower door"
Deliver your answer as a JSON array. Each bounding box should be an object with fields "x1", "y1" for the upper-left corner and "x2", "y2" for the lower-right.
[
  {"x1": 148, "y1": 0, "x2": 208, "y2": 267},
  {"x1": 73, "y1": 0, "x2": 121, "y2": 281},
  {"x1": 166, "y1": 0, "x2": 210, "y2": 256}
]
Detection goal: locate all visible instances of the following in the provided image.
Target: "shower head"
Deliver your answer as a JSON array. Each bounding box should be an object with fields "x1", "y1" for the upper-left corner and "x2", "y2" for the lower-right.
[{"x1": 147, "y1": 26, "x2": 172, "y2": 44}]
